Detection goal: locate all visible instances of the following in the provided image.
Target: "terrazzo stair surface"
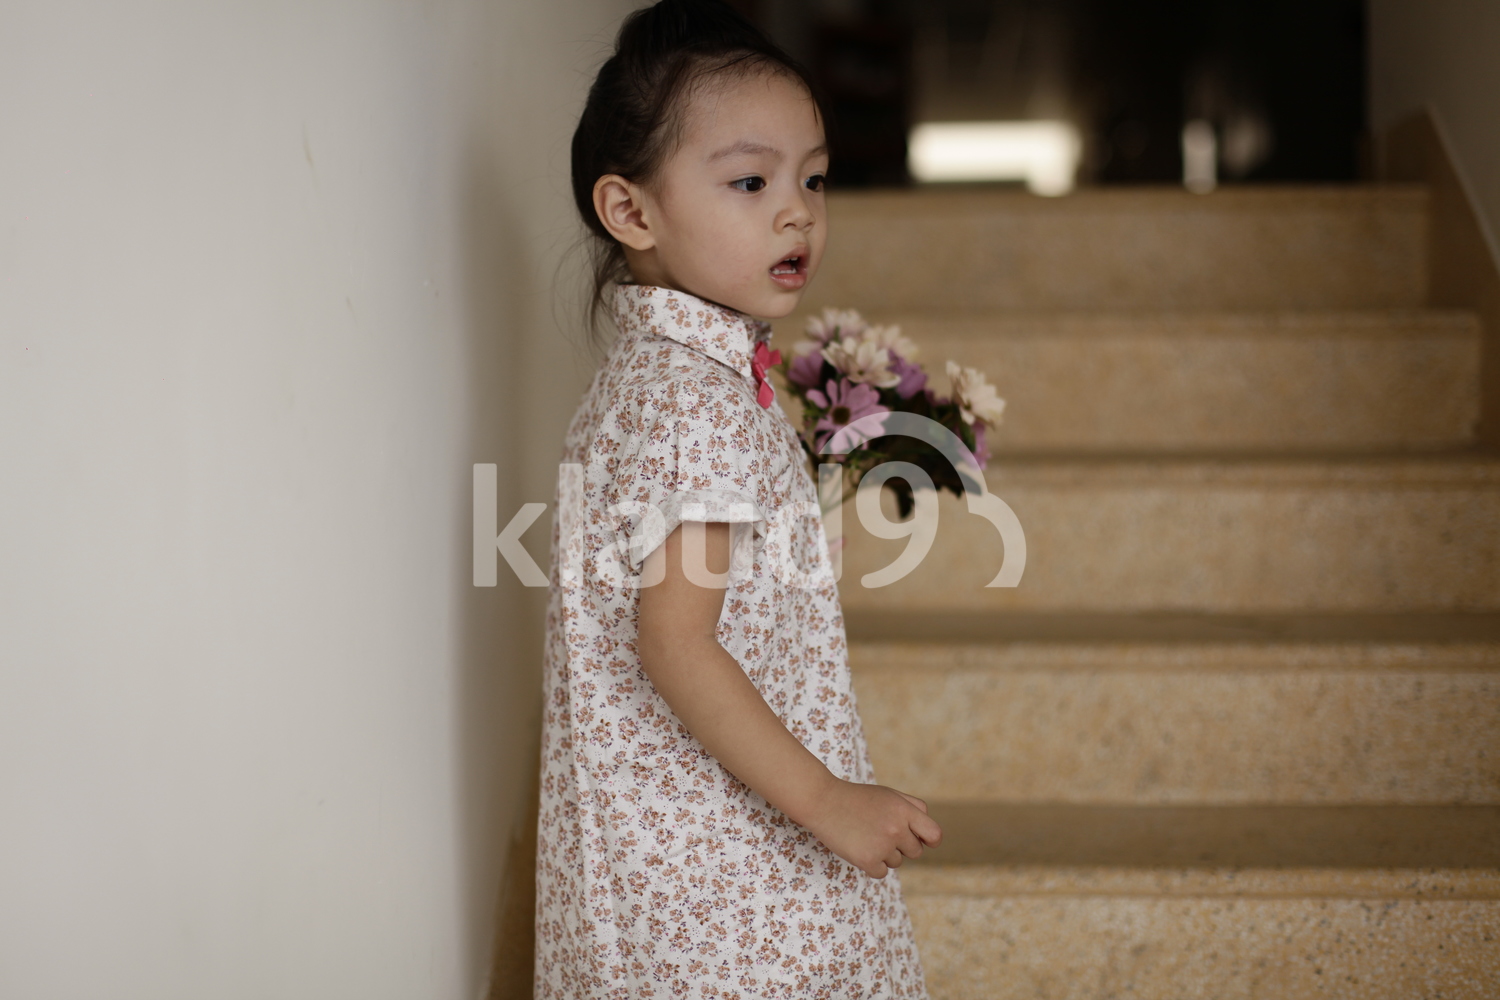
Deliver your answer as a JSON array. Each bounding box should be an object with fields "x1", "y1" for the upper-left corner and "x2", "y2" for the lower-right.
[
  {"x1": 850, "y1": 632, "x2": 1500, "y2": 805},
  {"x1": 805, "y1": 186, "x2": 1428, "y2": 313},
  {"x1": 808, "y1": 183, "x2": 1500, "y2": 994},
  {"x1": 882, "y1": 310, "x2": 1481, "y2": 452},
  {"x1": 900, "y1": 805, "x2": 1500, "y2": 1000},
  {"x1": 837, "y1": 454, "x2": 1500, "y2": 614}
]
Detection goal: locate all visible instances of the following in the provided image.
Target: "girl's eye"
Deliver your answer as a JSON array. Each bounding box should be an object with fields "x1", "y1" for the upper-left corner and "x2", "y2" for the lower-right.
[
  {"x1": 805, "y1": 173, "x2": 827, "y2": 192},
  {"x1": 730, "y1": 176, "x2": 766, "y2": 193}
]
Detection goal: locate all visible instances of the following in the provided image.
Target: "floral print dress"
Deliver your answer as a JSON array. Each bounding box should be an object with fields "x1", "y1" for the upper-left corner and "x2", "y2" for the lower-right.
[{"x1": 533, "y1": 285, "x2": 927, "y2": 999}]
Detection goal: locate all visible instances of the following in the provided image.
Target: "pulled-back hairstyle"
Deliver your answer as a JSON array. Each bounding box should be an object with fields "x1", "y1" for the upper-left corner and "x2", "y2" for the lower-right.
[{"x1": 571, "y1": 0, "x2": 826, "y2": 330}]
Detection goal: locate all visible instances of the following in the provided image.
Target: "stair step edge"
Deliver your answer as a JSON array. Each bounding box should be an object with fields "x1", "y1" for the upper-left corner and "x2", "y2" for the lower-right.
[
  {"x1": 901, "y1": 865, "x2": 1500, "y2": 901},
  {"x1": 843, "y1": 611, "x2": 1500, "y2": 646}
]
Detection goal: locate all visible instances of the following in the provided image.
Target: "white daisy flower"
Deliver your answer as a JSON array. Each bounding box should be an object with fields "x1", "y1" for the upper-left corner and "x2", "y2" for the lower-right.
[
  {"x1": 946, "y1": 360, "x2": 1006, "y2": 426},
  {"x1": 805, "y1": 308, "x2": 867, "y2": 345},
  {"x1": 824, "y1": 338, "x2": 901, "y2": 388},
  {"x1": 859, "y1": 323, "x2": 919, "y2": 361}
]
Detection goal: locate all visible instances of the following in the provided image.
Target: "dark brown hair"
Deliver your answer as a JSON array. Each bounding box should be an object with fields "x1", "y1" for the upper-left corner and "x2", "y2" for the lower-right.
[{"x1": 570, "y1": 0, "x2": 826, "y2": 330}]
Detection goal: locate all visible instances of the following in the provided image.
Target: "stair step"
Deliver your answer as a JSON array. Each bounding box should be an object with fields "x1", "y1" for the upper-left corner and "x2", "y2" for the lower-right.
[
  {"x1": 795, "y1": 181, "x2": 1498, "y2": 993},
  {"x1": 901, "y1": 805, "x2": 1500, "y2": 1000},
  {"x1": 831, "y1": 310, "x2": 1478, "y2": 452},
  {"x1": 806, "y1": 186, "x2": 1428, "y2": 313},
  {"x1": 911, "y1": 803, "x2": 1500, "y2": 869},
  {"x1": 844, "y1": 610, "x2": 1500, "y2": 644},
  {"x1": 836, "y1": 454, "x2": 1500, "y2": 614},
  {"x1": 851, "y1": 632, "x2": 1500, "y2": 804}
]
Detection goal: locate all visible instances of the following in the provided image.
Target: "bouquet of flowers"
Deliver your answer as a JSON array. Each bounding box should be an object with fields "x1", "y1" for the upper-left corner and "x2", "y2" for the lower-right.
[{"x1": 777, "y1": 308, "x2": 1006, "y2": 520}]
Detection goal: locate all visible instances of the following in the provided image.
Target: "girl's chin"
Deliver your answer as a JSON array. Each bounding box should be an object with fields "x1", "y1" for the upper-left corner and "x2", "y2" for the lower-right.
[
  {"x1": 681, "y1": 278, "x2": 808, "y2": 320},
  {"x1": 746, "y1": 287, "x2": 807, "y2": 320}
]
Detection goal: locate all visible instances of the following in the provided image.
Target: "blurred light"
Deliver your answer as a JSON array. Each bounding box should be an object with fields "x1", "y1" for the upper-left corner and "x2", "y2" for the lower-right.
[
  {"x1": 909, "y1": 121, "x2": 1081, "y2": 196},
  {"x1": 1182, "y1": 119, "x2": 1217, "y2": 193},
  {"x1": 1221, "y1": 113, "x2": 1273, "y2": 178}
]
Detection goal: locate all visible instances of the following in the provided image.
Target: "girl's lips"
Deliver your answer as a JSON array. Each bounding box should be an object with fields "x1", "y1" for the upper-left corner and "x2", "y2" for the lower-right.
[{"x1": 769, "y1": 252, "x2": 808, "y2": 290}]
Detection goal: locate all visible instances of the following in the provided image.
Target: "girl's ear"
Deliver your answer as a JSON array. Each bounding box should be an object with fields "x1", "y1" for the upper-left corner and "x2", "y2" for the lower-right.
[{"x1": 593, "y1": 174, "x2": 656, "y2": 252}]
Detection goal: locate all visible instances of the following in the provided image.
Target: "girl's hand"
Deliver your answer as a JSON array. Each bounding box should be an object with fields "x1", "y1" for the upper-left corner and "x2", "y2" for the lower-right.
[
  {"x1": 801, "y1": 779, "x2": 943, "y2": 878},
  {"x1": 636, "y1": 521, "x2": 940, "y2": 880}
]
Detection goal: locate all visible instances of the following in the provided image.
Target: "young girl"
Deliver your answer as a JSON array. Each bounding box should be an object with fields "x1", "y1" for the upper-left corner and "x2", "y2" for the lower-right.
[{"x1": 535, "y1": 2, "x2": 940, "y2": 996}]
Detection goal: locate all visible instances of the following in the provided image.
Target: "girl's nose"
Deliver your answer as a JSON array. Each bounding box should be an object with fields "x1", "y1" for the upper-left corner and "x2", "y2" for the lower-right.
[{"x1": 776, "y1": 189, "x2": 815, "y2": 231}]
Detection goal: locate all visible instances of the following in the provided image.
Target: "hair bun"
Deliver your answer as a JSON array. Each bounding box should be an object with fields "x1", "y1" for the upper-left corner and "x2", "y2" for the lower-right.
[{"x1": 617, "y1": 0, "x2": 752, "y2": 62}]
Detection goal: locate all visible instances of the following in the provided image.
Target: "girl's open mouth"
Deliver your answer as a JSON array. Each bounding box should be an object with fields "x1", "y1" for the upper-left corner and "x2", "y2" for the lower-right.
[{"x1": 769, "y1": 252, "x2": 808, "y2": 289}]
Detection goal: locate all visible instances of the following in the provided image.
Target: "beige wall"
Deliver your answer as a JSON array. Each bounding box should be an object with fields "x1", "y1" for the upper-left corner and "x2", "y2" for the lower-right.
[
  {"x1": 0, "y1": 2, "x2": 629, "y2": 997},
  {"x1": 1370, "y1": 0, "x2": 1500, "y2": 260}
]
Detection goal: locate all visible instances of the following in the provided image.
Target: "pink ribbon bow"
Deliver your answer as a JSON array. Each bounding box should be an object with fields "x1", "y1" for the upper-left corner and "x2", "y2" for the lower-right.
[{"x1": 750, "y1": 341, "x2": 781, "y2": 408}]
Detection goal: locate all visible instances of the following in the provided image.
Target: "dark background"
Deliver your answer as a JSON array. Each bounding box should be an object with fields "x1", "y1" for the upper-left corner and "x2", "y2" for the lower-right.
[{"x1": 730, "y1": 0, "x2": 1368, "y2": 188}]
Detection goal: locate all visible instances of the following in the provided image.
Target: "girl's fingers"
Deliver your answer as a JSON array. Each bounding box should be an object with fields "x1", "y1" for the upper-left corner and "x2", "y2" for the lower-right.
[
  {"x1": 883, "y1": 851, "x2": 905, "y2": 871},
  {"x1": 898, "y1": 791, "x2": 929, "y2": 813},
  {"x1": 864, "y1": 860, "x2": 889, "y2": 879},
  {"x1": 912, "y1": 811, "x2": 943, "y2": 848},
  {"x1": 898, "y1": 831, "x2": 924, "y2": 860}
]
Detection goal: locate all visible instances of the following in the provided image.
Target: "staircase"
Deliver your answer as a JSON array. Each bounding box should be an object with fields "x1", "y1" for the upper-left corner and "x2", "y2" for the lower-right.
[{"x1": 797, "y1": 186, "x2": 1500, "y2": 997}]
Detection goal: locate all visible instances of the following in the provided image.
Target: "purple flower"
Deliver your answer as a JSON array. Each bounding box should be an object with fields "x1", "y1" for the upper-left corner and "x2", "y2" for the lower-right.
[
  {"x1": 971, "y1": 421, "x2": 990, "y2": 468},
  {"x1": 890, "y1": 355, "x2": 927, "y2": 399},
  {"x1": 808, "y1": 378, "x2": 889, "y2": 451},
  {"x1": 787, "y1": 350, "x2": 826, "y2": 389}
]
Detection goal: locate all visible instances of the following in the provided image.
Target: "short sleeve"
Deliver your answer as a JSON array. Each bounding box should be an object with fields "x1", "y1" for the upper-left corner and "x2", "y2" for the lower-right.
[{"x1": 602, "y1": 386, "x2": 768, "y2": 574}]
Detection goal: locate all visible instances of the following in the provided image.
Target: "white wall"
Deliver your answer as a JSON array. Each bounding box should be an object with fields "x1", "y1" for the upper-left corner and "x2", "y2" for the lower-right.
[
  {"x1": 1370, "y1": 0, "x2": 1500, "y2": 258},
  {"x1": 0, "y1": 2, "x2": 629, "y2": 998}
]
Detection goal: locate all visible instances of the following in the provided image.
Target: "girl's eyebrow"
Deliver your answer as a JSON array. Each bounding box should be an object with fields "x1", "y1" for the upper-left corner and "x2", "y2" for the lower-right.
[
  {"x1": 707, "y1": 140, "x2": 830, "y2": 163},
  {"x1": 707, "y1": 140, "x2": 781, "y2": 162}
]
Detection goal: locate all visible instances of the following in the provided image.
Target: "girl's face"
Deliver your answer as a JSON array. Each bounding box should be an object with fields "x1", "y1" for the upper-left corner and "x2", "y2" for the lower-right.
[{"x1": 600, "y1": 70, "x2": 829, "y2": 320}]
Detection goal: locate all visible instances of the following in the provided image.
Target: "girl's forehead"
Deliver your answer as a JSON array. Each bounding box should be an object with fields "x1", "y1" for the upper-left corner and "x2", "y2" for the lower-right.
[{"x1": 678, "y1": 71, "x2": 825, "y2": 154}]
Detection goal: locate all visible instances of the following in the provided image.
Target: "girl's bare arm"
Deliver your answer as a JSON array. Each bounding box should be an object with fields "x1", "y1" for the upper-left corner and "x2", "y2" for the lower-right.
[{"x1": 635, "y1": 520, "x2": 941, "y2": 877}]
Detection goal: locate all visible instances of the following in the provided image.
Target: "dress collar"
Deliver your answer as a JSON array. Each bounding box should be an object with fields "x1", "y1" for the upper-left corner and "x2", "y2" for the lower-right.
[{"x1": 614, "y1": 284, "x2": 772, "y2": 383}]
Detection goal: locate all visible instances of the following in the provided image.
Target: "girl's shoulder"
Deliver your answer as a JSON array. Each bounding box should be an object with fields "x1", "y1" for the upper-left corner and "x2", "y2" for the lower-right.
[
  {"x1": 598, "y1": 331, "x2": 754, "y2": 424},
  {"x1": 583, "y1": 331, "x2": 784, "y2": 488}
]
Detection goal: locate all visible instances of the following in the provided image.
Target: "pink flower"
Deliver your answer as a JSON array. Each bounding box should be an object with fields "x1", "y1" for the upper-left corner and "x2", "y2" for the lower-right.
[{"x1": 808, "y1": 378, "x2": 888, "y2": 451}]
